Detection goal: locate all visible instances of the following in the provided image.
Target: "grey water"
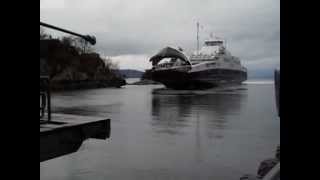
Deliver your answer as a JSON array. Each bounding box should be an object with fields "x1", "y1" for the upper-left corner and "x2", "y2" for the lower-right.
[{"x1": 40, "y1": 79, "x2": 279, "y2": 180}]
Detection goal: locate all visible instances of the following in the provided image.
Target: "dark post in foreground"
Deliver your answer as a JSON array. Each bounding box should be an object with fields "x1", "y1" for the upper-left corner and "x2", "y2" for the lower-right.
[
  {"x1": 40, "y1": 22, "x2": 110, "y2": 162},
  {"x1": 40, "y1": 21, "x2": 97, "y2": 122},
  {"x1": 275, "y1": 69, "x2": 280, "y2": 117}
]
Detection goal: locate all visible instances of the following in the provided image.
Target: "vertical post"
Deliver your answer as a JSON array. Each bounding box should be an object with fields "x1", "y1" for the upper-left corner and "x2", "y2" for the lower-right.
[
  {"x1": 197, "y1": 22, "x2": 199, "y2": 55},
  {"x1": 47, "y1": 78, "x2": 51, "y2": 121},
  {"x1": 275, "y1": 69, "x2": 280, "y2": 117},
  {"x1": 40, "y1": 76, "x2": 51, "y2": 122}
]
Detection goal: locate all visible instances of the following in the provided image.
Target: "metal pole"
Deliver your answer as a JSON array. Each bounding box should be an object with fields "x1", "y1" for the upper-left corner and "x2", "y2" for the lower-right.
[
  {"x1": 47, "y1": 78, "x2": 51, "y2": 121},
  {"x1": 40, "y1": 21, "x2": 96, "y2": 45},
  {"x1": 275, "y1": 69, "x2": 280, "y2": 117},
  {"x1": 197, "y1": 22, "x2": 199, "y2": 55}
]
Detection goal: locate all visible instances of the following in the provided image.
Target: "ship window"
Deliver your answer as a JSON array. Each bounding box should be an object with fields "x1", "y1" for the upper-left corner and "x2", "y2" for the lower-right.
[{"x1": 205, "y1": 41, "x2": 223, "y2": 46}]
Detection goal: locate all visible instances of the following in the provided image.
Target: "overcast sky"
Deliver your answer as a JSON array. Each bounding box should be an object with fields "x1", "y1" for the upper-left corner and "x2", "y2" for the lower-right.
[{"x1": 40, "y1": 0, "x2": 279, "y2": 73}]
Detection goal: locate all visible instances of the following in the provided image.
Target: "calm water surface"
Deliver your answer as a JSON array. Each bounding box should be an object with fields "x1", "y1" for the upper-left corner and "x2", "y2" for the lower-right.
[{"x1": 40, "y1": 80, "x2": 279, "y2": 180}]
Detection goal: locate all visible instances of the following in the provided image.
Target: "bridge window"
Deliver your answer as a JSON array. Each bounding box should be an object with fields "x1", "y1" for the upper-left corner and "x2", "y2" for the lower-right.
[{"x1": 205, "y1": 41, "x2": 223, "y2": 46}]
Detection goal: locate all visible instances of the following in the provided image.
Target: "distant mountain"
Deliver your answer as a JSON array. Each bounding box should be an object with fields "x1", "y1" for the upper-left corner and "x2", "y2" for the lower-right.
[
  {"x1": 119, "y1": 69, "x2": 144, "y2": 78},
  {"x1": 247, "y1": 69, "x2": 274, "y2": 79}
]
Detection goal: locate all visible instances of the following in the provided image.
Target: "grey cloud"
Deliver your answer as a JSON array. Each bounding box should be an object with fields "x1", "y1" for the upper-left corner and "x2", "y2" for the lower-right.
[{"x1": 41, "y1": 0, "x2": 279, "y2": 71}]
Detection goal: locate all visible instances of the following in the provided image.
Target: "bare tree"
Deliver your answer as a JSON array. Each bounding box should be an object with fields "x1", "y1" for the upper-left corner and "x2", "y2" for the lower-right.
[
  {"x1": 103, "y1": 57, "x2": 119, "y2": 70},
  {"x1": 73, "y1": 37, "x2": 94, "y2": 54},
  {"x1": 40, "y1": 27, "x2": 52, "y2": 40},
  {"x1": 40, "y1": 27, "x2": 48, "y2": 40},
  {"x1": 61, "y1": 36, "x2": 74, "y2": 47}
]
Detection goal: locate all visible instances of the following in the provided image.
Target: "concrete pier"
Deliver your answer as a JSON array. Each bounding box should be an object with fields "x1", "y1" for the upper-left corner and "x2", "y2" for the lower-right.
[{"x1": 40, "y1": 113, "x2": 110, "y2": 162}]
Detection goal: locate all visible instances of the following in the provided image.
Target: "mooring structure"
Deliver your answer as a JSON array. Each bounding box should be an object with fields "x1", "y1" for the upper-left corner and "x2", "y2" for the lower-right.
[{"x1": 40, "y1": 21, "x2": 110, "y2": 162}]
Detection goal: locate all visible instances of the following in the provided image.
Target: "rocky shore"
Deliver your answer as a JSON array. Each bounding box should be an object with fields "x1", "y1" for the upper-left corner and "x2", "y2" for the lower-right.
[
  {"x1": 48, "y1": 79, "x2": 126, "y2": 91},
  {"x1": 40, "y1": 39, "x2": 126, "y2": 91},
  {"x1": 240, "y1": 145, "x2": 280, "y2": 180}
]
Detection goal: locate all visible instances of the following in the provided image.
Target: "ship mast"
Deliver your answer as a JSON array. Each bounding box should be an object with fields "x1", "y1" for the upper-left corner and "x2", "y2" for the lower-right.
[{"x1": 197, "y1": 22, "x2": 199, "y2": 55}]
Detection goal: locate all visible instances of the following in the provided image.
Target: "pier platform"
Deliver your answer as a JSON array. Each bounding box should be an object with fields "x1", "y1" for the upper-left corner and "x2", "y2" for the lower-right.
[{"x1": 40, "y1": 113, "x2": 110, "y2": 162}]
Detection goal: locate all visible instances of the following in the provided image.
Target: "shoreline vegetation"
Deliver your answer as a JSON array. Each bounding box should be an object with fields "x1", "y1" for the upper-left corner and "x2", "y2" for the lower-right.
[
  {"x1": 127, "y1": 79, "x2": 160, "y2": 85},
  {"x1": 40, "y1": 27, "x2": 126, "y2": 91}
]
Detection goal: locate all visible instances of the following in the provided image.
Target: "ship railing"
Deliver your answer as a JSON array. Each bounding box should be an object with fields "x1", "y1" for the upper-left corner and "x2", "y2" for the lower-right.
[{"x1": 154, "y1": 63, "x2": 191, "y2": 71}]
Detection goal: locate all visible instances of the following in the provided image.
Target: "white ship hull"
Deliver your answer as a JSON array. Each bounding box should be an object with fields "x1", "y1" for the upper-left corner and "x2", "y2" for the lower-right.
[{"x1": 147, "y1": 36, "x2": 247, "y2": 90}]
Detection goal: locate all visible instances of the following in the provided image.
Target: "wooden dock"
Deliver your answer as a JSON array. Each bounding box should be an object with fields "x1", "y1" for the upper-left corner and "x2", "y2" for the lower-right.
[{"x1": 40, "y1": 113, "x2": 110, "y2": 162}]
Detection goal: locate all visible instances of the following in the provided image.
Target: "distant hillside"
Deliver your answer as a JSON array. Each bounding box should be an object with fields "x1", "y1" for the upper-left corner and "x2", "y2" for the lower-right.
[
  {"x1": 248, "y1": 69, "x2": 274, "y2": 80},
  {"x1": 119, "y1": 69, "x2": 144, "y2": 78}
]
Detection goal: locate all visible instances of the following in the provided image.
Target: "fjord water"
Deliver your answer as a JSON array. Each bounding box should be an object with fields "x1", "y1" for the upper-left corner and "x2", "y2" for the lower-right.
[{"x1": 40, "y1": 79, "x2": 279, "y2": 180}]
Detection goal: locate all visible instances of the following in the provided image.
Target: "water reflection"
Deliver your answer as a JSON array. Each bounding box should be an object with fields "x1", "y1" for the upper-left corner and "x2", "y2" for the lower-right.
[
  {"x1": 151, "y1": 89, "x2": 248, "y2": 138},
  {"x1": 41, "y1": 84, "x2": 279, "y2": 180},
  {"x1": 150, "y1": 89, "x2": 248, "y2": 164}
]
